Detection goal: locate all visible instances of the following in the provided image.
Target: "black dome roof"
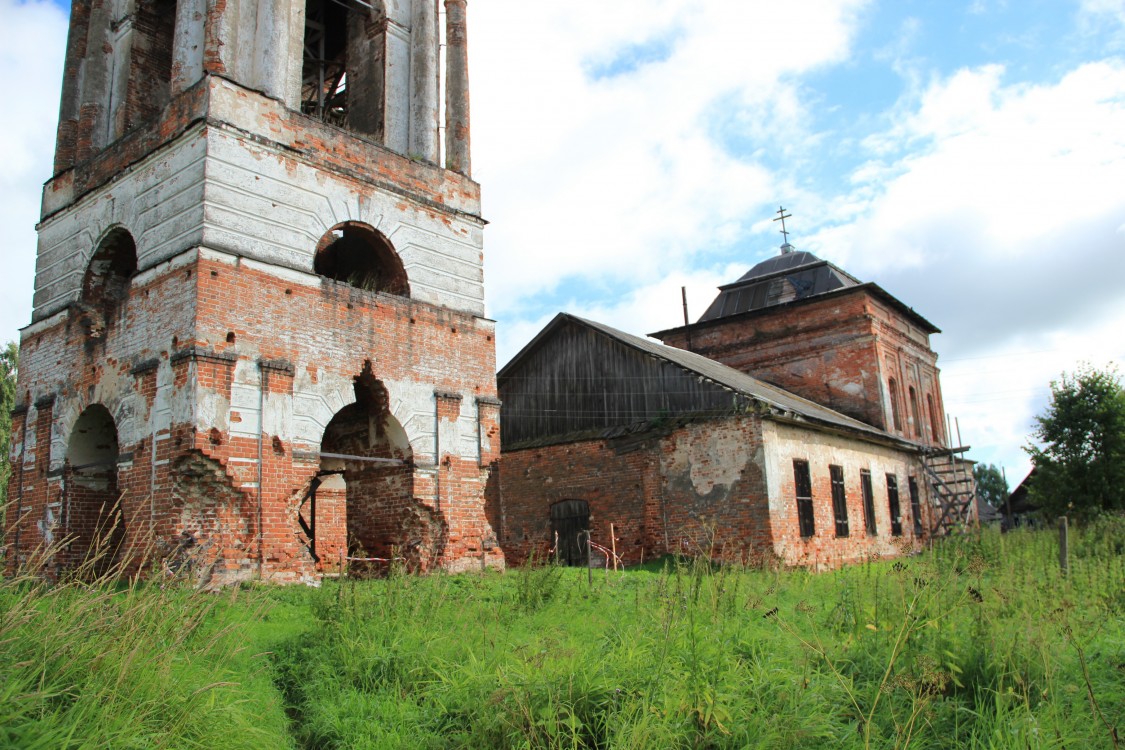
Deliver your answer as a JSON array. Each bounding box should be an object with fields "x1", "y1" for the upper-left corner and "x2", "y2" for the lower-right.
[{"x1": 697, "y1": 248, "x2": 861, "y2": 322}]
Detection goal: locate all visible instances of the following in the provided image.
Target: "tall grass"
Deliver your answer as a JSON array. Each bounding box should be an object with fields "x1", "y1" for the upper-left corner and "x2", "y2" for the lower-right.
[
  {"x1": 0, "y1": 544, "x2": 293, "y2": 749},
  {"x1": 2, "y1": 523, "x2": 1121, "y2": 748},
  {"x1": 269, "y1": 524, "x2": 1124, "y2": 749}
]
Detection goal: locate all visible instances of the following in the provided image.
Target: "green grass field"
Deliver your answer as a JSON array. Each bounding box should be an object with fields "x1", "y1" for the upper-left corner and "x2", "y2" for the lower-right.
[{"x1": 3, "y1": 522, "x2": 1123, "y2": 749}]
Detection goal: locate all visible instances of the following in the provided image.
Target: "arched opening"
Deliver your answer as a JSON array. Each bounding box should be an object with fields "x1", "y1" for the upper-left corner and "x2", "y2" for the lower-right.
[
  {"x1": 310, "y1": 362, "x2": 437, "y2": 572},
  {"x1": 887, "y1": 378, "x2": 903, "y2": 432},
  {"x1": 314, "y1": 222, "x2": 409, "y2": 296},
  {"x1": 78, "y1": 228, "x2": 137, "y2": 339},
  {"x1": 550, "y1": 500, "x2": 590, "y2": 566},
  {"x1": 63, "y1": 404, "x2": 124, "y2": 575},
  {"x1": 908, "y1": 386, "x2": 921, "y2": 438}
]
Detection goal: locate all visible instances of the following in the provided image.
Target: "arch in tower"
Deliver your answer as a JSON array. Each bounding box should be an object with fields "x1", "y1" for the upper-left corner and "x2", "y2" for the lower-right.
[
  {"x1": 310, "y1": 362, "x2": 442, "y2": 573},
  {"x1": 78, "y1": 227, "x2": 137, "y2": 339},
  {"x1": 313, "y1": 221, "x2": 410, "y2": 296},
  {"x1": 63, "y1": 404, "x2": 124, "y2": 576}
]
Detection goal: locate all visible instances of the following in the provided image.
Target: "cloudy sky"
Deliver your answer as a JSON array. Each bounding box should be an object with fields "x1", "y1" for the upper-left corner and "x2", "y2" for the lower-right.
[{"x1": 2, "y1": 0, "x2": 1124, "y2": 486}]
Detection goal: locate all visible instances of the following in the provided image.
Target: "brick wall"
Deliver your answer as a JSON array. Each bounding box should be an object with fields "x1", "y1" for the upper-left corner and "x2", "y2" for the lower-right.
[
  {"x1": 499, "y1": 414, "x2": 926, "y2": 571},
  {"x1": 8, "y1": 246, "x2": 503, "y2": 582},
  {"x1": 659, "y1": 288, "x2": 946, "y2": 447}
]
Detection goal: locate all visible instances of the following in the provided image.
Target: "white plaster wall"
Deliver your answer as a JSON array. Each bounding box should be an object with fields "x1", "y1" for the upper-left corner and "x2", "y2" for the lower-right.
[
  {"x1": 33, "y1": 127, "x2": 208, "y2": 320},
  {"x1": 200, "y1": 127, "x2": 485, "y2": 316},
  {"x1": 761, "y1": 419, "x2": 924, "y2": 550}
]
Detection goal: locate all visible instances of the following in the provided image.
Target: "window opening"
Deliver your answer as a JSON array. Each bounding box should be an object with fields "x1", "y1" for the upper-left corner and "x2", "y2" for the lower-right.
[
  {"x1": 549, "y1": 500, "x2": 590, "y2": 566},
  {"x1": 314, "y1": 222, "x2": 410, "y2": 296},
  {"x1": 860, "y1": 469, "x2": 877, "y2": 535},
  {"x1": 302, "y1": 0, "x2": 351, "y2": 125},
  {"x1": 78, "y1": 228, "x2": 137, "y2": 339},
  {"x1": 888, "y1": 378, "x2": 903, "y2": 432},
  {"x1": 793, "y1": 459, "x2": 815, "y2": 538},
  {"x1": 887, "y1": 473, "x2": 902, "y2": 536},
  {"x1": 909, "y1": 476, "x2": 924, "y2": 536},
  {"x1": 927, "y1": 393, "x2": 942, "y2": 444},
  {"x1": 909, "y1": 386, "x2": 921, "y2": 437},
  {"x1": 829, "y1": 465, "x2": 849, "y2": 538}
]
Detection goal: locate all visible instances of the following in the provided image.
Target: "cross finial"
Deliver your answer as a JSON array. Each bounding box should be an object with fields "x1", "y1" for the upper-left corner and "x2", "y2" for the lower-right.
[{"x1": 773, "y1": 205, "x2": 792, "y2": 243}]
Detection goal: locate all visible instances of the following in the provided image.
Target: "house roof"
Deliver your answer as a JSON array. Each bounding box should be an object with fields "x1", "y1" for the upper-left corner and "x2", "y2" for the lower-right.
[
  {"x1": 500, "y1": 312, "x2": 915, "y2": 448},
  {"x1": 652, "y1": 248, "x2": 940, "y2": 337}
]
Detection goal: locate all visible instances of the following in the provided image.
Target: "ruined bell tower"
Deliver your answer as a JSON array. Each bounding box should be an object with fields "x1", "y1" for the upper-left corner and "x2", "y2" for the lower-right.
[{"x1": 8, "y1": 0, "x2": 502, "y2": 581}]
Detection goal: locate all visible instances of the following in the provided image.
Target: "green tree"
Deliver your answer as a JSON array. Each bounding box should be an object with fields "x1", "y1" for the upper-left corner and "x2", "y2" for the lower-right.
[
  {"x1": 1025, "y1": 363, "x2": 1125, "y2": 521},
  {"x1": 972, "y1": 463, "x2": 1008, "y2": 511},
  {"x1": 0, "y1": 341, "x2": 18, "y2": 508}
]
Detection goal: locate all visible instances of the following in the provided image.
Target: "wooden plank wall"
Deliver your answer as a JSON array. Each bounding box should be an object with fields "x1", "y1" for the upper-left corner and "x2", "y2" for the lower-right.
[{"x1": 499, "y1": 320, "x2": 747, "y2": 448}]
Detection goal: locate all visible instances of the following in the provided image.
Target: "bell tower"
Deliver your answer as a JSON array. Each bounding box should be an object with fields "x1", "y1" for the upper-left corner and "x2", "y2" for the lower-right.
[{"x1": 8, "y1": 0, "x2": 502, "y2": 582}]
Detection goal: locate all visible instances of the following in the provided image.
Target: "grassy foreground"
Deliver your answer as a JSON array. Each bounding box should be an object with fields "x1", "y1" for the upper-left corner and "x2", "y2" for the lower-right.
[{"x1": 2, "y1": 523, "x2": 1123, "y2": 749}]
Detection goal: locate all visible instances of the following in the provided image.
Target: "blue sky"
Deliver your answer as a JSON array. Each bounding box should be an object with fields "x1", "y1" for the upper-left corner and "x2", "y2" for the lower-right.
[{"x1": 2, "y1": 0, "x2": 1124, "y2": 486}]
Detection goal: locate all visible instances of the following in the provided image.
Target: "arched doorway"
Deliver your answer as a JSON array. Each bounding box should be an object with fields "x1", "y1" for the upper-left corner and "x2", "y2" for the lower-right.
[
  {"x1": 78, "y1": 227, "x2": 137, "y2": 339},
  {"x1": 63, "y1": 404, "x2": 124, "y2": 575},
  {"x1": 307, "y1": 363, "x2": 439, "y2": 572},
  {"x1": 313, "y1": 222, "x2": 409, "y2": 296}
]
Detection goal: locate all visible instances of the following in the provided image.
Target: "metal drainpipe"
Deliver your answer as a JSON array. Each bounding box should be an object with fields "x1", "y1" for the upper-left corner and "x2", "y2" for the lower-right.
[
  {"x1": 433, "y1": 397, "x2": 441, "y2": 513},
  {"x1": 150, "y1": 391, "x2": 158, "y2": 535},
  {"x1": 257, "y1": 365, "x2": 267, "y2": 577}
]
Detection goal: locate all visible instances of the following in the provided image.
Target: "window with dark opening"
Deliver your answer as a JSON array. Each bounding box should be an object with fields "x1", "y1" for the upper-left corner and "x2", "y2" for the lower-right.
[
  {"x1": 927, "y1": 393, "x2": 942, "y2": 444},
  {"x1": 550, "y1": 500, "x2": 590, "y2": 566},
  {"x1": 302, "y1": 0, "x2": 351, "y2": 126},
  {"x1": 829, "y1": 464, "x2": 849, "y2": 538},
  {"x1": 860, "y1": 469, "x2": 877, "y2": 535},
  {"x1": 887, "y1": 473, "x2": 902, "y2": 536},
  {"x1": 909, "y1": 476, "x2": 924, "y2": 536},
  {"x1": 793, "y1": 459, "x2": 815, "y2": 538},
  {"x1": 78, "y1": 228, "x2": 138, "y2": 339},
  {"x1": 908, "y1": 386, "x2": 922, "y2": 437},
  {"x1": 888, "y1": 378, "x2": 903, "y2": 432},
  {"x1": 314, "y1": 222, "x2": 409, "y2": 296}
]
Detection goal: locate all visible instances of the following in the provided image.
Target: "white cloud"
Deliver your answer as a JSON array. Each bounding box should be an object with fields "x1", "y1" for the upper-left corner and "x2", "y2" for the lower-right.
[
  {"x1": 801, "y1": 59, "x2": 1125, "y2": 479},
  {"x1": 472, "y1": 0, "x2": 870, "y2": 321},
  {"x1": 0, "y1": 0, "x2": 68, "y2": 343}
]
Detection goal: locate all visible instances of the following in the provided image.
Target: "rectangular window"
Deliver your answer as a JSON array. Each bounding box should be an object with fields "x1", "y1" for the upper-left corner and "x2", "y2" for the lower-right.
[
  {"x1": 829, "y1": 464, "x2": 849, "y2": 537},
  {"x1": 909, "y1": 476, "x2": 924, "y2": 536},
  {"x1": 887, "y1": 473, "x2": 902, "y2": 536},
  {"x1": 861, "y1": 469, "x2": 877, "y2": 535},
  {"x1": 793, "y1": 459, "x2": 815, "y2": 538}
]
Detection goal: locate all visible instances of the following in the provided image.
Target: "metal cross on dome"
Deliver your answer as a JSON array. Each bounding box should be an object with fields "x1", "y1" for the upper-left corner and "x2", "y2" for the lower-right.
[{"x1": 773, "y1": 206, "x2": 793, "y2": 244}]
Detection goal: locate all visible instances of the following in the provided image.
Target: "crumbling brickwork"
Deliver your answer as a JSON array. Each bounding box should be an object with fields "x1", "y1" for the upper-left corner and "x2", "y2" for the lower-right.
[
  {"x1": 8, "y1": 0, "x2": 501, "y2": 583},
  {"x1": 501, "y1": 415, "x2": 925, "y2": 570}
]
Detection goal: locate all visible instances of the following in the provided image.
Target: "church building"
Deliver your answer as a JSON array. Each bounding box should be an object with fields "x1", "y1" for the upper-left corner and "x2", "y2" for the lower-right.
[
  {"x1": 7, "y1": 1, "x2": 503, "y2": 582},
  {"x1": 497, "y1": 238, "x2": 976, "y2": 569}
]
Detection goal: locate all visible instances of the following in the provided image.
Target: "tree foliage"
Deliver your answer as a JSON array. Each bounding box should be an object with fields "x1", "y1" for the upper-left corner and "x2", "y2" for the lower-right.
[
  {"x1": 972, "y1": 463, "x2": 1008, "y2": 511},
  {"x1": 0, "y1": 341, "x2": 18, "y2": 507},
  {"x1": 1025, "y1": 363, "x2": 1125, "y2": 521}
]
